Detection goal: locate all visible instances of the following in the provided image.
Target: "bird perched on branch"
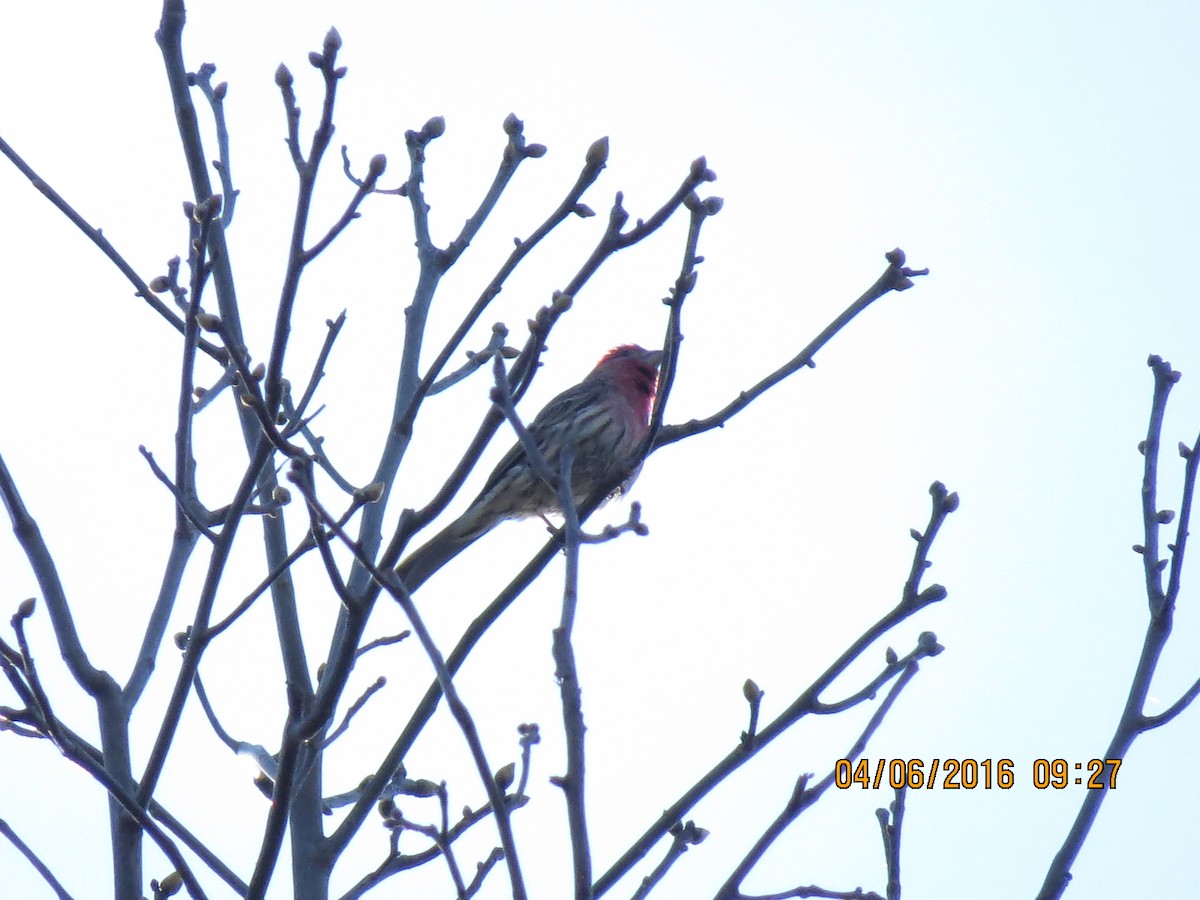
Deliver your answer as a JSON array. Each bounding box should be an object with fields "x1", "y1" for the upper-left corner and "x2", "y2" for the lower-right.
[{"x1": 396, "y1": 344, "x2": 664, "y2": 591}]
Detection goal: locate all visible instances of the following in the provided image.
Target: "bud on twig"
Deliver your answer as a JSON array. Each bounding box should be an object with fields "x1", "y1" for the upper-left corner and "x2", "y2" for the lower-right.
[
  {"x1": 917, "y1": 631, "x2": 943, "y2": 655},
  {"x1": 157, "y1": 872, "x2": 184, "y2": 897},
  {"x1": 742, "y1": 678, "x2": 762, "y2": 703},
  {"x1": 494, "y1": 762, "x2": 516, "y2": 792},
  {"x1": 918, "y1": 584, "x2": 947, "y2": 603},
  {"x1": 324, "y1": 27, "x2": 342, "y2": 55},
  {"x1": 406, "y1": 779, "x2": 441, "y2": 798},
  {"x1": 423, "y1": 116, "x2": 446, "y2": 139},
  {"x1": 359, "y1": 482, "x2": 386, "y2": 503},
  {"x1": 586, "y1": 136, "x2": 609, "y2": 169}
]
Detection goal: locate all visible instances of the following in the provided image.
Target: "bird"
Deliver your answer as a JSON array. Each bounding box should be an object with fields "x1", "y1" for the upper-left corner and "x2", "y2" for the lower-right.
[{"x1": 396, "y1": 344, "x2": 664, "y2": 592}]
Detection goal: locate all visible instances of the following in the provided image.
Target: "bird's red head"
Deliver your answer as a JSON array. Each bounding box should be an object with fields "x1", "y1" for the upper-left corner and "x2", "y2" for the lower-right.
[
  {"x1": 590, "y1": 344, "x2": 664, "y2": 422},
  {"x1": 595, "y1": 344, "x2": 663, "y2": 367}
]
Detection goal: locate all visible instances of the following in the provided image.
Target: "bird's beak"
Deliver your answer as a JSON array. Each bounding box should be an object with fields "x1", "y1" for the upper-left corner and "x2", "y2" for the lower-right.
[{"x1": 643, "y1": 349, "x2": 664, "y2": 368}]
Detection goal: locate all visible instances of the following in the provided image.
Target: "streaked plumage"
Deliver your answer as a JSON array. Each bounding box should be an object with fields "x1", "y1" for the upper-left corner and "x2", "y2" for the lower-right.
[{"x1": 397, "y1": 345, "x2": 662, "y2": 591}]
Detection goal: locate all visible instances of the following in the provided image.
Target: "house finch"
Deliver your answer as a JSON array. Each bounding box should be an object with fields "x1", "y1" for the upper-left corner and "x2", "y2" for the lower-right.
[{"x1": 396, "y1": 344, "x2": 663, "y2": 591}]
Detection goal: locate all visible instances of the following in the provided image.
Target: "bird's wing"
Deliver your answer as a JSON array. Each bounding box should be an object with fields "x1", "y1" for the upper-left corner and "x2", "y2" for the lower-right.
[{"x1": 471, "y1": 379, "x2": 610, "y2": 501}]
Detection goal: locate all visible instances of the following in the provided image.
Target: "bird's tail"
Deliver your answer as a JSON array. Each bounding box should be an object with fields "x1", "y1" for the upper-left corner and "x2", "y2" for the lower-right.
[{"x1": 395, "y1": 513, "x2": 493, "y2": 594}]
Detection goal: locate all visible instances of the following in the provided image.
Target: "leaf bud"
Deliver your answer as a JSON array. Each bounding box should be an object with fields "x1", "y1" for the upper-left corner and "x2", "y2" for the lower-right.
[
  {"x1": 918, "y1": 584, "x2": 947, "y2": 603},
  {"x1": 917, "y1": 631, "x2": 943, "y2": 655},
  {"x1": 585, "y1": 136, "x2": 609, "y2": 169},
  {"x1": 423, "y1": 116, "x2": 446, "y2": 139},
  {"x1": 407, "y1": 779, "x2": 441, "y2": 797},
  {"x1": 494, "y1": 762, "x2": 516, "y2": 792}
]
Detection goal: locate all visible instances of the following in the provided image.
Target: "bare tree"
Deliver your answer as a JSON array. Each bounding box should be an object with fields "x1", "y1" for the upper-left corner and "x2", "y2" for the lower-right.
[
  {"x1": 0, "y1": 4, "x2": 1081, "y2": 900},
  {"x1": 1034, "y1": 354, "x2": 1200, "y2": 900}
]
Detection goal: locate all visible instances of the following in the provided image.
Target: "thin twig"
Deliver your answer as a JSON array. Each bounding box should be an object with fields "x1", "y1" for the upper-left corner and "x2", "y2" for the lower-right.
[
  {"x1": 0, "y1": 818, "x2": 75, "y2": 900},
  {"x1": 550, "y1": 448, "x2": 592, "y2": 899},
  {"x1": 191, "y1": 62, "x2": 239, "y2": 227},
  {"x1": 0, "y1": 456, "x2": 108, "y2": 695},
  {"x1": 289, "y1": 462, "x2": 529, "y2": 900},
  {"x1": 137, "y1": 439, "x2": 275, "y2": 805},
  {"x1": 593, "y1": 484, "x2": 954, "y2": 897},
  {"x1": 323, "y1": 676, "x2": 387, "y2": 748},
  {"x1": 715, "y1": 660, "x2": 922, "y2": 900},
  {"x1": 193, "y1": 670, "x2": 239, "y2": 752},
  {"x1": 286, "y1": 310, "x2": 347, "y2": 435},
  {"x1": 630, "y1": 822, "x2": 706, "y2": 900},
  {"x1": 0, "y1": 133, "x2": 224, "y2": 361},
  {"x1": 654, "y1": 250, "x2": 928, "y2": 450},
  {"x1": 1037, "y1": 355, "x2": 1200, "y2": 899},
  {"x1": 356, "y1": 631, "x2": 411, "y2": 659},
  {"x1": 875, "y1": 787, "x2": 905, "y2": 900}
]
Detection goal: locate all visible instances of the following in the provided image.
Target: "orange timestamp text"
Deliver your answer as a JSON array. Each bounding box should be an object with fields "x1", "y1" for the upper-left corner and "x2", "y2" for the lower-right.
[{"x1": 834, "y1": 758, "x2": 1122, "y2": 790}]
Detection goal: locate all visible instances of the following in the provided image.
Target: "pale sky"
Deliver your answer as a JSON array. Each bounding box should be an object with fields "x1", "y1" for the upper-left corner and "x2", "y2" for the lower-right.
[{"x1": 2, "y1": 2, "x2": 1199, "y2": 898}]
